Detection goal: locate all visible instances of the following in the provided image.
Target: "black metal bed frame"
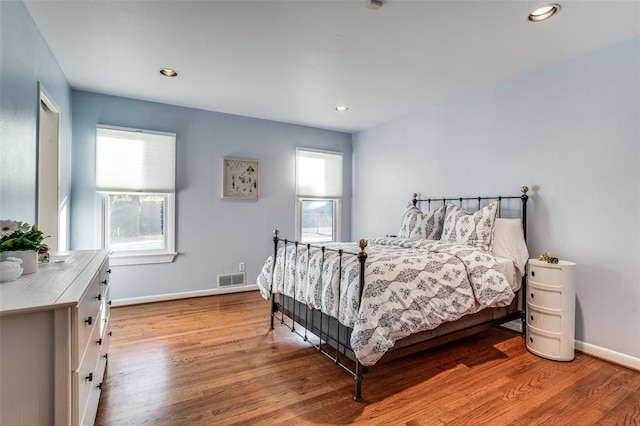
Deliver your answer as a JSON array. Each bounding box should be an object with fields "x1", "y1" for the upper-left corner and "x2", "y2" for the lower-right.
[{"x1": 268, "y1": 186, "x2": 529, "y2": 402}]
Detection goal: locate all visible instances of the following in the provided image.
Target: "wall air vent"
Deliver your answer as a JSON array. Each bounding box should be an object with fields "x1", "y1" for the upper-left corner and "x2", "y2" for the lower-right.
[{"x1": 217, "y1": 273, "x2": 246, "y2": 287}]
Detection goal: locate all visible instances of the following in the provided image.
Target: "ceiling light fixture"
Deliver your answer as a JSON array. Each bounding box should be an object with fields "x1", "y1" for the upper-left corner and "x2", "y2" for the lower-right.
[
  {"x1": 335, "y1": 105, "x2": 349, "y2": 112},
  {"x1": 159, "y1": 68, "x2": 178, "y2": 77},
  {"x1": 366, "y1": 0, "x2": 382, "y2": 10},
  {"x1": 528, "y1": 4, "x2": 561, "y2": 22}
]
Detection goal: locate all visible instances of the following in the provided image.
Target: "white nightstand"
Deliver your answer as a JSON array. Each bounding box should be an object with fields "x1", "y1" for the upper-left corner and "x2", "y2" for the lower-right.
[{"x1": 526, "y1": 259, "x2": 576, "y2": 361}]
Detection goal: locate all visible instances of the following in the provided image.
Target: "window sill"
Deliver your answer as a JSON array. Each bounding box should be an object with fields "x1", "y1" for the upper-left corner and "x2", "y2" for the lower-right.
[{"x1": 109, "y1": 252, "x2": 177, "y2": 266}]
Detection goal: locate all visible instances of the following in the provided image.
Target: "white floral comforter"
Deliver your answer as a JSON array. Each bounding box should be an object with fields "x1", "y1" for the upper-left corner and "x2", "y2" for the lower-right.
[{"x1": 256, "y1": 237, "x2": 515, "y2": 366}]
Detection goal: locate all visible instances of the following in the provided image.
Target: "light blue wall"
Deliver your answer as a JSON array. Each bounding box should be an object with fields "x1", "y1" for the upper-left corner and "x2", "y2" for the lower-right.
[
  {"x1": 0, "y1": 1, "x2": 72, "y2": 232},
  {"x1": 4, "y1": 0, "x2": 638, "y2": 363},
  {"x1": 71, "y1": 91, "x2": 352, "y2": 300},
  {"x1": 353, "y1": 37, "x2": 640, "y2": 360}
]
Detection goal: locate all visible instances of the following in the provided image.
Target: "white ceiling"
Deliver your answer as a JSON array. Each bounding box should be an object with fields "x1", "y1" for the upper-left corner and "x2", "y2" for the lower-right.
[{"x1": 24, "y1": 1, "x2": 640, "y2": 133}]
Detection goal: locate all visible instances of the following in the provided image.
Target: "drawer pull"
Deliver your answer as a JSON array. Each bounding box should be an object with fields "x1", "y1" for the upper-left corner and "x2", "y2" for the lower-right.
[
  {"x1": 85, "y1": 316, "x2": 93, "y2": 325},
  {"x1": 96, "y1": 294, "x2": 102, "y2": 301},
  {"x1": 109, "y1": 331, "x2": 112, "y2": 337},
  {"x1": 530, "y1": 293, "x2": 535, "y2": 299},
  {"x1": 107, "y1": 269, "x2": 111, "y2": 274},
  {"x1": 86, "y1": 372, "x2": 93, "y2": 382},
  {"x1": 108, "y1": 300, "x2": 112, "y2": 306},
  {"x1": 104, "y1": 353, "x2": 108, "y2": 360},
  {"x1": 529, "y1": 337, "x2": 534, "y2": 343},
  {"x1": 101, "y1": 279, "x2": 108, "y2": 285},
  {"x1": 531, "y1": 271, "x2": 536, "y2": 277},
  {"x1": 97, "y1": 383, "x2": 103, "y2": 390},
  {"x1": 530, "y1": 315, "x2": 534, "y2": 321},
  {"x1": 97, "y1": 338, "x2": 103, "y2": 345}
]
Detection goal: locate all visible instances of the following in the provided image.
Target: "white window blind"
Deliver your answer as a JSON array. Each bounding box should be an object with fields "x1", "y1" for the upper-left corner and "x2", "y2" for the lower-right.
[
  {"x1": 296, "y1": 149, "x2": 343, "y2": 198},
  {"x1": 96, "y1": 126, "x2": 176, "y2": 192}
]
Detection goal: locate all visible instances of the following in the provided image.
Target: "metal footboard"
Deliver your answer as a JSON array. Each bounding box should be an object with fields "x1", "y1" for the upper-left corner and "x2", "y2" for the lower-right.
[{"x1": 268, "y1": 230, "x2": 368, "y2": 401}]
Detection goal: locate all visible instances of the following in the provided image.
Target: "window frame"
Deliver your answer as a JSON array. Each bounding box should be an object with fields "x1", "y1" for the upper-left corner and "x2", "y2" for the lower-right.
[
  {"x1": 295, "y1": 148, "x2": 343, "y2": 243},
  {"x1": 101, "y1": 192, "x2": 177, "y2": 266},
  {"x1": 96, "y1": 125, "x2": 177, "y2": 266},
  {"x1": 295, "y1": 197, "x2": 342, "y2": 243}
]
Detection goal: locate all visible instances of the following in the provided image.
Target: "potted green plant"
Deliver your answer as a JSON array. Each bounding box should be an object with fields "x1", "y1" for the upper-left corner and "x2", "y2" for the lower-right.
[{"x1": 0, "y1": 220, "x2": 49, "y2": 274}]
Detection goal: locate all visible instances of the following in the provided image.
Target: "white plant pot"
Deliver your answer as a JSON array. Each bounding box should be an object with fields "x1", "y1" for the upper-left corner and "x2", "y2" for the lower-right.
[{"x1": 1, "y1": 250, "x2": 38, "y2": 274}]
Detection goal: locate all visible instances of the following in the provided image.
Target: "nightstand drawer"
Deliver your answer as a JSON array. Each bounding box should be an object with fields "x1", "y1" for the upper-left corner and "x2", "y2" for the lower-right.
[
  {"x1": 528, "y1": 285, "x2": 562, "y2": 310},
  {"x1": 529, "y1": 264, "x2": 562, "y2": 288},
  {"x1": 527, "y1": 307, "x2": 562, "y2": 333},
  {"x1": 526, "y1": 327, "x2": 561, "y2": 358}
]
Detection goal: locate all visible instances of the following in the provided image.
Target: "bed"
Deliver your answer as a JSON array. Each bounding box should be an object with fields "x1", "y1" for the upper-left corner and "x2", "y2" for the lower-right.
[{"x1": 256, "y1": 186, "x2": 530, "y2": 401}]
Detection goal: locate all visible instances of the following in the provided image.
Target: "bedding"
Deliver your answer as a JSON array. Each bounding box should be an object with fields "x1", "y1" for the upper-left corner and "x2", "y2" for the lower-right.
[
  {"x1": 493, "y1": 256, "x2": 520, "y2": 291},
  {"x1": 491, "y1": 218, "x2": 529, "y2": 277},
  {"x1": 257, "y1": 237, "x2": 515, "y2": 366}
]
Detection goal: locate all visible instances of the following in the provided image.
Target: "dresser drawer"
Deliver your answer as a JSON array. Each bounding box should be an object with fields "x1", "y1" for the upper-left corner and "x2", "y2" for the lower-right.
[
  {"x1": 101, "y1": 311, "x2": 111, "y2": 360},
  {"x1": 100, "y1": 283, "x2": 111, "y2": 337},
  {"x1": 73, "y1": 273, "x2": 102, "y2": 368},
  {"x1": 529, "y1": 264, "x2": 562, "y2": 288},
  {"x1": 96, "y1": 336, "x2": 108, "y2": 389},
  {"x1": 73, "y1": 316, "x2": 102, "y2": 426},
  {"x1": 527, "y1": 284, "x2": 562, "y2": 311},
  {"x1": 81, "y1": 375, "x2": 103, "y2": 426},
  {"x1": 99, "y1": 262, "x2": 110, "y2": 297},
  {"x1": 527, "y1": 306, "x2": 562, "y2": 333}
]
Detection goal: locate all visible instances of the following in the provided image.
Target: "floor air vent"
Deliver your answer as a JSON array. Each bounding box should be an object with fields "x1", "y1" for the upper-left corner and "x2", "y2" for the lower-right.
[{"x1": 217, "y1": 272, "x2": 246, "y2": 287}]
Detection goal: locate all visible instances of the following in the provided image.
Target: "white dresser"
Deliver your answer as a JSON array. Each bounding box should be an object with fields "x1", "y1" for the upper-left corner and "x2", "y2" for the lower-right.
[
  {"x1": 526, "y1": 258, "x2": 576, "y2": 361},
  {"x1": 0, "y1": 250, "x2": 111, "y2": 426}
]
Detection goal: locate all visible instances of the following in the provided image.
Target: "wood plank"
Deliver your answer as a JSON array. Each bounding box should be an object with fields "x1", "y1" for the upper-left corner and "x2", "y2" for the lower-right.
[{"x1": 95, "y1": 291, "x2": 640, "y2": 425}]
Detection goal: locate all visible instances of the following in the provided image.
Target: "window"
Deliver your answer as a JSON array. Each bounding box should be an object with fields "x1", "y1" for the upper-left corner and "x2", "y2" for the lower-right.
[
  {"x1": 295, "y1": 148, "x2": 342, "y2": 243},
  {"x1": 96, "y1": 126, "x2": 176, "y2": 266}
]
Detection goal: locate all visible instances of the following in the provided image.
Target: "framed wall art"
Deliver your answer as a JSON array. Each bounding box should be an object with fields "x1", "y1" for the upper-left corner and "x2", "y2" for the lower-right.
[{"x1": 222, "y1": 157, "x2": 259, "y2": 199}]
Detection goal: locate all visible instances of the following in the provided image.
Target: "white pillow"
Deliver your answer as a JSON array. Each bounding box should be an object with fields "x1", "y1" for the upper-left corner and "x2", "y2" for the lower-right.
[{"x1": 491, "y1": 218, "x2": 529, "y2": 277}]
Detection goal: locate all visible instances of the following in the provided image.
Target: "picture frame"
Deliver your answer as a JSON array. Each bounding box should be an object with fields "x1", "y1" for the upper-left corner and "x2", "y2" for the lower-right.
[{"x1": 222, "y1": 157, "x2": 259, "y2": 199}]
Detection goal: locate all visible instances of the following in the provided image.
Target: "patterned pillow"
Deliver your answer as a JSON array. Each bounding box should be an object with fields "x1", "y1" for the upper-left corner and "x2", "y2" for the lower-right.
[
  {"x1": 398, "y1": 204, "x2": 446, "y2": 240},
  {"x1": 441, "y1": 201, "x2": 499, "y2": 251}
]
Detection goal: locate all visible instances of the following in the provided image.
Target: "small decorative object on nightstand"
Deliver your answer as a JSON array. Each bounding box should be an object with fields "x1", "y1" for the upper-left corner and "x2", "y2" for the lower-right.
[{"x1": 526, "y1": 258, "x2": 576, "y2": 361}]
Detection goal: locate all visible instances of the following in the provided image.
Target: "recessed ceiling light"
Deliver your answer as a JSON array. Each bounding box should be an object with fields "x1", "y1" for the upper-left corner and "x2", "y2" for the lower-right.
[
  {"x1": 528, "y1": 4, "x2": 560, "y2": 22},
  {"x1": 159, "y1": 68, "x2": 178, "y2": 77},
  {"x1": 335, "y1": 105, "x2": 349, "y2": 112}
]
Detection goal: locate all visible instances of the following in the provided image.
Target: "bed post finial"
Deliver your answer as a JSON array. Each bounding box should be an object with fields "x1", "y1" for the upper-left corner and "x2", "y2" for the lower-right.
[
  {"x1": 520, "y1": 185, "x2": 529, "y2": 205},
  {"x1": 274, "y1": 228, "x2": 280, "y2": 237},
  {"x1": 358, "y1": 239, "x2": 368, "y2": 252},
  {"x1": 412, "y1": 193, "x2": 418, "y2": 206},
  {"x1": 520, "y1": 185, "x2": 529, "y2": 244}
]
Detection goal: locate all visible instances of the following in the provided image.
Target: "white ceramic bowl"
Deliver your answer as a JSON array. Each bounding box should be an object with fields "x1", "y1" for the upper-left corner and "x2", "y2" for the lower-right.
[
  {"x1": 0, "y1": 267, "x2": 23, "y2": 282},
  {"x1": 0, "y1": 261, "x2": 23, "y2": 282}
]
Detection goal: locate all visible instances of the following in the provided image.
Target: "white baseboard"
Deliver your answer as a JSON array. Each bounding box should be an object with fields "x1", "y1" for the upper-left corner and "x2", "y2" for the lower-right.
[
  {"x1": 111, "y1": 284, "x2": 259, "y2": 307},
  {"x1": 576, "y1": 340, "x2": 640, "y2": 371}
]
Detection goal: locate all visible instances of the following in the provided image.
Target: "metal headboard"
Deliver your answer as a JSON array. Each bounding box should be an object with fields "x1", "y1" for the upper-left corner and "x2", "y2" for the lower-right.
[{"x1": 411, "y1": 185, "x2": 529, "y2": 241}]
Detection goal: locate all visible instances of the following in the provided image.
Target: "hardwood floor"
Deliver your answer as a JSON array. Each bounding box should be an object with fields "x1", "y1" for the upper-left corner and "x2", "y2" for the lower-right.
[{"x1": 95, "y1": 291, "x2": 640, "y2": 425}]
